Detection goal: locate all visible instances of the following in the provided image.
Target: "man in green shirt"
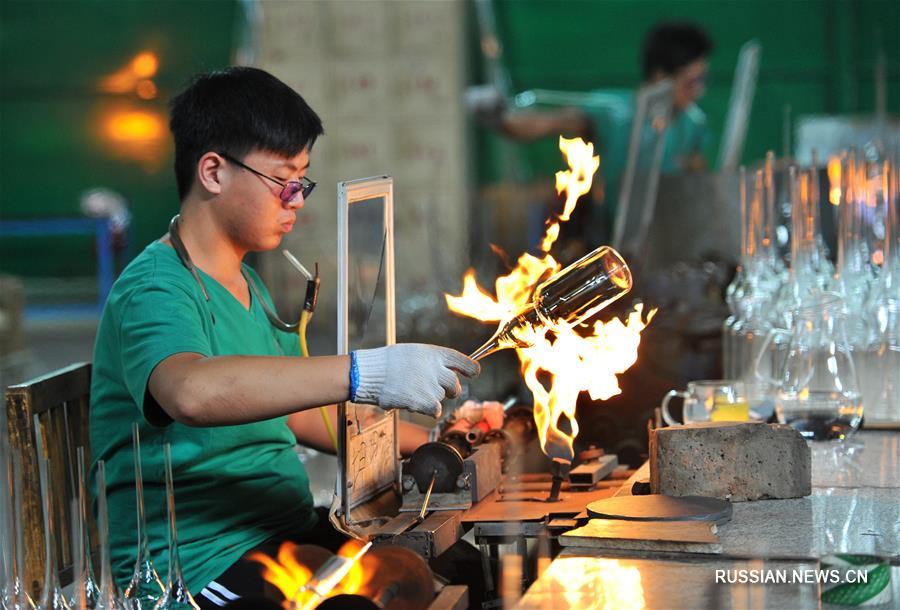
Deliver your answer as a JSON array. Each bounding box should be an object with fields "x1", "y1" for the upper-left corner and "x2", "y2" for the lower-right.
[
  {"x1": 494, "y1": 22, "x2": 713, "y2": 243},
  {"x1": 90, "y1": 66, "x2": 480, "y2": 608}
]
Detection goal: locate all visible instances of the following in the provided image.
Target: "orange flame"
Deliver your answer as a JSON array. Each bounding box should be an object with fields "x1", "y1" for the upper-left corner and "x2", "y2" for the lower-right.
[
  {"x1": 445, "y1": 137, "x2": 655, "y2": 462},
  {"x1": 247, "y1": 539, "x2": 369, "y2": 609}
]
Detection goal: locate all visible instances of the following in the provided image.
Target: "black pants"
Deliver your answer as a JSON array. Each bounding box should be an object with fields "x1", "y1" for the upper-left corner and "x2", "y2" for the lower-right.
[{"x1": 195, "y1": 508, "x2": 486, "y2": 610}]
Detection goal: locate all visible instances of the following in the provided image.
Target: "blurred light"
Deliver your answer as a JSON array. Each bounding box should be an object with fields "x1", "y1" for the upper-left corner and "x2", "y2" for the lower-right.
[
  {"x1": 136, "y1": 79, "x2": 158, "y2": 100},
  {"x1": 873, "y1": 249, "x2": 884, "y2": 266},
  {"x1": 131, "y1": 52, "x2": 159, "y2": 78},
  {"x1": 828, "y1": 156, "x2": 841, "y2": 206},
  {"x1": 104, "y1": 110, "x2": 165, "y2": 142}
]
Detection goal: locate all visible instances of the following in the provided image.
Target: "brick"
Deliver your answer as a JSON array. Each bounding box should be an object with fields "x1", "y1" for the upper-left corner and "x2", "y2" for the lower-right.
[{"x1": 650, "y1": 422, "x2": 811, "y2": 502}]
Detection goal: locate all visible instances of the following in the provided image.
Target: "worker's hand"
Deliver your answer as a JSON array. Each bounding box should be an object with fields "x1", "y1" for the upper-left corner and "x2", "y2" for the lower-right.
[{"x1": 351, "y1": 344, "x2": 480, "y2": 418}]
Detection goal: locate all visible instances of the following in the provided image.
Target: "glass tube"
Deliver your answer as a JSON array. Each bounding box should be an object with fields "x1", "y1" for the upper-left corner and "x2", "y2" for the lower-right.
[
  {"x1": 469, "y1": 245, "x2": 632, "y2": 360},
  {"x1": 723, "y1": 167, "x2": 750, "y2": 378},
  {"x1": 123, "y1": 424, "x2": 163, "y2": 609},
  {"x1": 95, "y1": 461, "x2": 125, "y2": 610},
  {"x1": 152, "y1": 444, "x2": 199, "y2": 610},
  {"x1": 70, "y1": 449, "x2": 100, "y2": 609},
  {"x1": 33, "y1": 415, "x2": 71, "y2": 610},
  {"x1": 5, "y1": 447, "x2": 36, "y2": 610}
]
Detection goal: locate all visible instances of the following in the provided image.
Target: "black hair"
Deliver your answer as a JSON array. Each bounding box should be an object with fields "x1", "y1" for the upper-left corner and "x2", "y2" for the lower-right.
[
  {"x1": 641, "y1": 23, "x2": 713, "y2": 80},
  {"x1": 169, "y1": 66, "x2": 324, "y2": 200}
]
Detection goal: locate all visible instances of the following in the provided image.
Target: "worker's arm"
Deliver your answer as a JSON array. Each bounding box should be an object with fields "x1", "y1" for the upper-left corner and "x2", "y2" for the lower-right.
[
  {"x1": 148, "y1": 352, "x2": 350, "y2": 427},
  {"x1": 287, "y1": 406, "x2": 429, "y2": 458},
  {"x1": 500, "y1": 107, "x2": 591, "y2": 141},
  {"x1": 148, "y1": 344, "x2": 479, "y2": 427}
]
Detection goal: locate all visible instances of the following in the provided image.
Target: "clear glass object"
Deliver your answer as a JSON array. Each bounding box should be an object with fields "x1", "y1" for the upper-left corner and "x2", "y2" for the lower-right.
[
  {"x1": 860, "y1": 160, "x2": 900, "y2": 424},
  {"x1": 469, "y1": 245, "x2": 632, "y2": 360},
  {"x1": 123, "y1": 424, "x2": 164, "y2": 609},
  {"x1": 660, "y1": 380, "x2": 750, "y2": 425},
  {"x1": 152, "y1": 444, "x2": 200, "y2": 610},
  {"x1": 33, "y1": 416, "x2": 71, "y2": 610},
  {"x1": 759, "y1": 292, "x2": 864, "y2": 441},
  {"x1": 95, "y1": 461, "x2": 126, "y2": 610},
  {"x1": 70, "y1": 449, "x2": 100, "y2": 609},
  {"x1": 3, "y1": 448, "x2": 36, "y2": 610}
]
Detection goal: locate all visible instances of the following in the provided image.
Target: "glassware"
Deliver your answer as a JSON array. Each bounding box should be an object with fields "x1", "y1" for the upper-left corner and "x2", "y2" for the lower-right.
[
  {"x1": 69, "y1": 449, "x2": 100, "y2": 609},
  {"x1": 723, "y1": 167, "x2": 750, "y2": 379},
  {"x1": 469, "y1": 245, "x2": 632, "y2": 360},
  {"x1": 860, "y1": 160, "x2": 900, "y2": 423},
  {"x1": 33, "y1": 415, "x2": 71, "y2": 610},
  {"x1": 660, "y1": 380, "x2": 750, "y2": 425},
  {"x1": 123, "y1": 424, "x2": 164, "y2": 610},
  {"x1": 152, "y1": 444, "x2": 200, "y2": 610},
  {"x1": 3, "y1": 447, "x2": 36, "y2": 610},
  {"x1": 758, "y1": 292, "x2": 863, "y2": 441},
  {"x1": 833, "y1": 151, "x2": 875, "y2": 347},
  {"x1": 95, "y1": 461, "x2": 125, "y2": 610}
]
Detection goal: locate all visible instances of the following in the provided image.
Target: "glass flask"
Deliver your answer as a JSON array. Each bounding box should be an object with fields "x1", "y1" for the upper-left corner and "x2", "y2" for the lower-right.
[
  {"x1": 123, "y1": 424, "x2": 164, "y2": 609},
  {"x1": 759, "y1": 292, "x2": 863, "y2": 441},
  {"x1": 832, "y1": 152, "x2": 876, "y2": 347},
  {"x1": 69, "y1": 449, "x2": 100, "y2": 609},
  {"x1": 33, "y1": 418, "x2": 71, "y2": 610},
  {"x1": 469, "y1": 245, "x2": 632, "y2": 360},
  {"x1": 95, "y1": 461, "x2": 126, "y2": 610},
  {"x1": 152, "y1": 444, "x2": 200, "y2": 610},
  {"x1": 772, "y1": 167, "x2": 831, "y2": 330}
]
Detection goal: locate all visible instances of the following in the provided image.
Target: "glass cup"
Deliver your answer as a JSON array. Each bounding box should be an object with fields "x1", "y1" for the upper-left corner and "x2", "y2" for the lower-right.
[{"x1": 660, "y1": 380, "x2": 750, "y2": 426}]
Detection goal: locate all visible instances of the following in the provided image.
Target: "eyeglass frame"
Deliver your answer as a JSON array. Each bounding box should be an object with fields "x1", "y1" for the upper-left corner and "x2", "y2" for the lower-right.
[{"x1": 219, "y1": 152, "x2": 316, "y2": 203}]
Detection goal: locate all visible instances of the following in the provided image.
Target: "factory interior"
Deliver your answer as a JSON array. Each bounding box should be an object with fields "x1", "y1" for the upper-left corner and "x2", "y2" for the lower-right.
[{"x1": 1, "y1": 1, "x2": 898, "y2": 609}]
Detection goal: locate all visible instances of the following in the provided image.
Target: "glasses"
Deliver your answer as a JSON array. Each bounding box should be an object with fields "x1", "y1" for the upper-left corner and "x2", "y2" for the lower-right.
[{"x1": 220, "y1": 152, "x2": 316, "y2": 203}]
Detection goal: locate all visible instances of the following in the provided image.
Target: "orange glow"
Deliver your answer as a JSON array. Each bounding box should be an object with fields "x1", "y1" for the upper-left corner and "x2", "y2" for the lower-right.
[
  {"x1": 445, "y1": 137, "x2": 654, "y2": 461},
  {"x1": 103, "y1": 110, "x2": 165, "y2": 142},
  {"x1": 99, "y1": 50, "x2": 159, "y2": 96},
  {"x1": 872, "y1": 249, "x2": 884, "y2": 266},
  {"x1": 248, "y1": 540, "x2": 369, "y2": 610},
  {"x1": 828, "y1": 156, "x2": 842, "y2": 206},
  {"x1": 131, "y1": 52, "x2": 159, "y2": 78},
  {"x1": 136, "y1": 79, "x2": 158, "y2": 100},
  {"x1": 540, "y1": 557, "x2": 645, "y2": 610}
]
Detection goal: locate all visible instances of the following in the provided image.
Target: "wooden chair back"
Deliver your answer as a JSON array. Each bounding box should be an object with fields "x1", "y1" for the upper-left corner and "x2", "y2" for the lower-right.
[{"x1": 4, "y1": 361, "x2": 94, "y2": 596}]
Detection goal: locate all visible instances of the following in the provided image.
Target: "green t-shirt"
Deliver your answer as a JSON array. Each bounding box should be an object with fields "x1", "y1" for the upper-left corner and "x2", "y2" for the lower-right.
[
  {"x1": 580, "y1": 89, "x2": 709, "y2": 225},
  {"x1": 89, "y1": 240, "x2": 318, "y2": 594}
]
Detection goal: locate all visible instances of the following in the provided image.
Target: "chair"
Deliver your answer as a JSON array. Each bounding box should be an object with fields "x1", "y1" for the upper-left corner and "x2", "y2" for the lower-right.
[{"x1": 4, "y1": 361, "x2": 94, "y2": 597}]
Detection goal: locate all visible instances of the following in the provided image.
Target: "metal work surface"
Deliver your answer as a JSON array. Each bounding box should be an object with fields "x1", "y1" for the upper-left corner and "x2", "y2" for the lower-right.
[
  {"x1": 517, "y1": 552, "x2": 821, "y2": 610},
  {"x1": 521, "y1": 431, "x2": 900, "y2": 609}
]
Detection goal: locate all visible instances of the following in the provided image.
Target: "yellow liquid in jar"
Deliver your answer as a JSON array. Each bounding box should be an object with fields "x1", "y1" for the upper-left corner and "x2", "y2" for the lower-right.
[{"x1": 710, "y1": 400, "x2": 750, "y2": 422}]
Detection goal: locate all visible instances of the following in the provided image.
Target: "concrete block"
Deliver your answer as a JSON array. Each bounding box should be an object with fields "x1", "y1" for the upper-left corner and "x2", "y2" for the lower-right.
[{"x1": 649, "y1": 421, "x2": 811, "y2": 502}]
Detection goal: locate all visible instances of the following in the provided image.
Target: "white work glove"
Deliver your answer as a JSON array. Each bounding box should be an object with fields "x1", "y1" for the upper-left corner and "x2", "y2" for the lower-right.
[{"x1": 351, "y1": 344, "x2": 480, "y2": 418}]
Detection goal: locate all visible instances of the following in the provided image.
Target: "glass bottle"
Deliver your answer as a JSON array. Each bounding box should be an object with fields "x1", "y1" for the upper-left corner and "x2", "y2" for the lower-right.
[
  {"x1": 469, "y1": 245, "x2": 632, "y2": 360},
  {"x1": 833, "y1": 152, "x2": 875, "y2": 347},
  {"x1": 773, "y1": 167, "x2": 829, "y2": 330},
  {"x1": 34, "y1": 420, "x2": 71, "y2": 610},
  {"x1": 152, "y1": 444, "x2": 200, "y2": 610},
  {"x1": 69, "y1": 449, "x2": 100, "y2": 609},
  {"x1": 95, "y1": 461, "x2": 125, "y2": 610},
  {"x1": 123, "y1": 424, "x2": 164, "y2": 610},
  {"x1": 761, "y1": 292, "x2": 863, "y2": 441}
]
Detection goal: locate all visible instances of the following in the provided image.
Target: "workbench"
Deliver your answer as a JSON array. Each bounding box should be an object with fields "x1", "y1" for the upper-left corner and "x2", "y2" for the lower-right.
[{"x1": 515, "y1": 430, "x2": 900, "y2": 609}]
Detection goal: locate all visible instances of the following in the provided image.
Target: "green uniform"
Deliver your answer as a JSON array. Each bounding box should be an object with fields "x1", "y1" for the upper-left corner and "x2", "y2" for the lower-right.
[
  {"x1": 579, "y1": 89, "x2": 709, "y2": 227},
  {"x1": 90, "y1": 240, "x2": 317, "y2": 594}
]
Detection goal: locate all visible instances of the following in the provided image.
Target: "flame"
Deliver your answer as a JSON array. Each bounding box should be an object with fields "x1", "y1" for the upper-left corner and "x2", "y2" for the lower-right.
[
  {"x1": 541, "y1": 557, "x2": 645, "y2": 610},
  {"x1": 445, "y1": 137, "x2": 655, "y2": 462},
  {"x1": 828, "y1": 156, "x2": 842, "y2": 206},
  {"x1": 248, "y1": 539, "x2": 369, "y2": 609}
]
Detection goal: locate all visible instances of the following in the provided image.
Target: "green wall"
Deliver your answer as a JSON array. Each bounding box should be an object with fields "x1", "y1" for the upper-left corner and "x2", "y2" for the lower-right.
[
  {"x1": 0, "y1": 0, "x2": 238, "y2": 278},
  {"x1": 475, "y1": 0, "x2": 900, "y2": 183}
]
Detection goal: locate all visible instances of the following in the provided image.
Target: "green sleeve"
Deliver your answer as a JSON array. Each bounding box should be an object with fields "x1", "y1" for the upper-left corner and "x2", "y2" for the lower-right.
[{"x1": 118, "y1": 280, "x2": 212, "y2": 424}]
